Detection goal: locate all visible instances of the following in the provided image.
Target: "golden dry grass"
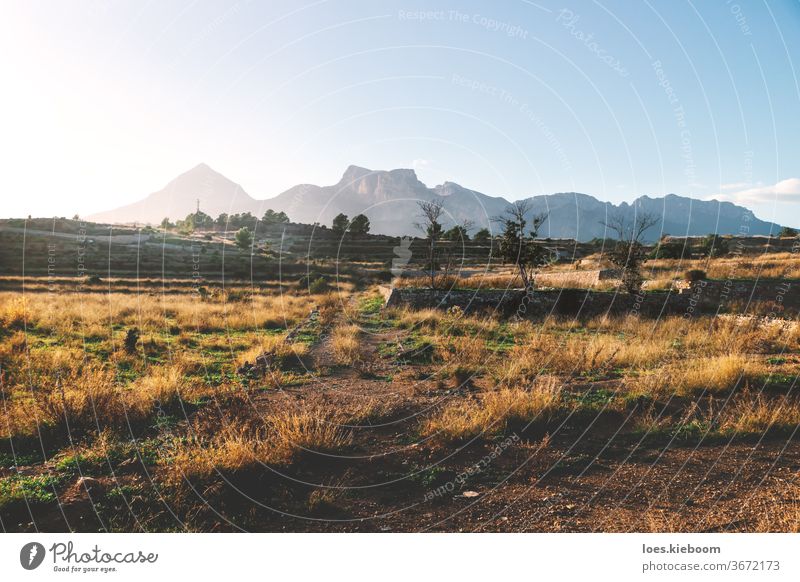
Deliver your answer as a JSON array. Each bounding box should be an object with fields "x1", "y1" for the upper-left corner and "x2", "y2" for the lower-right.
[
  {"x1": 495, "y1": 329, "x2": 671, "y2": 383},
  {"x1": 633, "y1": 354, "x2": 762, "y2": 398},
  {"x1": 133, "y1": 364, "x2": 188, "y2": 410},
  {"x1": 0, "y1": 296, "x2": 28, "y2": 329},
  {"x1": 392, "y1": 251, "x2": 800, "y2": 292},
  {"x1": 0, "y1": 357, "x2": 200, "y2": 439},
  {"x1": 316, "y1": 291, "x2": 348, "y2": 326},
  {"x1": 0, "y1": 285, "x2": 325, "y2": 442},
  {"x1": 166, "y1": 412, "x2": 351, "y2": 482},
  {"x1": 235, "y1": 335, "x2": 310, "y2": 368},
  {"x1": 394, "y1": 272, "x2": 521, "y2": 290},
  {"x1": 646, "y1": 252, "x2": 800, "y2": 280},
  {"x1": 3, "y1": 270, "x2": 800, "y2": 531},
  {"x1": 436, "y1": 335, "x2": 493, "y2": 366},
  {"x1": 717, "y1": 393, "x2": 800, "y2": 435},
  {"x1": 330, "y1": 324, "x2": 361, "y2": 365},
  {"x1": 422, "y1": 379, "x2": 563, "y2": 442},
  {"x1": 0, "y1": 290, "x2": 316, "y2": 336}
]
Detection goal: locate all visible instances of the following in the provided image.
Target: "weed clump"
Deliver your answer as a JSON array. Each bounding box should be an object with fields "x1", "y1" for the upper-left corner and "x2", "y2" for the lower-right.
[
  {"x1": 684, "y1": 269, "x2": 707, "y2": 282},
  {"x1": 124, "y1": 328, "x2": 139, "y2": 354}
]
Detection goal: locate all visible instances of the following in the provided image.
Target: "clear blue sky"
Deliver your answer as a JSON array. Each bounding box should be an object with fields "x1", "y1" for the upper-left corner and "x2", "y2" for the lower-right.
[{"x1": 1, "y1": 0, "x2": 799, "y2": 226}]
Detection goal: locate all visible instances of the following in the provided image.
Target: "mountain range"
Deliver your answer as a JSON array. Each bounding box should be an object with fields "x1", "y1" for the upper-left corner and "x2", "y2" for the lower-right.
[{"x1": 87, "y1": 163, "x2": 783, "y2": 241}]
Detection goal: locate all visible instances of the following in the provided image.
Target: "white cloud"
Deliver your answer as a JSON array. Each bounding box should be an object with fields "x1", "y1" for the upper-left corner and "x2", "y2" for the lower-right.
[
  {"x1": 714, "y1": 178, "x2": 800, "y2": 204},
  {"x1": 411, "y1": 159, "x2": 429, "y2": 171},
  {"x1": 718, "y1": 181, "x2": 751, "y2": 191}
]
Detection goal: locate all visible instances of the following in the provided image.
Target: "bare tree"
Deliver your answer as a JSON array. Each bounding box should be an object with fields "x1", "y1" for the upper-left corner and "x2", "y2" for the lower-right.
[
  {"x1": 494, "y1": 200, "x2": 549, "y2": 290},
  {"x1": 600, "y1": 210, "x2": 659, "y2": 244},
  {"x1": 415, "y1": 200, "x2": 445, "y2": 292},
  {"x1": 600, "y1": 210, "x2": 659, "y2": 293}
]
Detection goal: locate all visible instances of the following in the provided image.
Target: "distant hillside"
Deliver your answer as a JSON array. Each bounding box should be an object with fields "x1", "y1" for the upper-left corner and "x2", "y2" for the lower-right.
[
  {"x1": 87, "y1": 163, "x2": 263, "y2": 225},
  {"x1": 88, "y1": 163, "x2": 784, "y2": 241}
]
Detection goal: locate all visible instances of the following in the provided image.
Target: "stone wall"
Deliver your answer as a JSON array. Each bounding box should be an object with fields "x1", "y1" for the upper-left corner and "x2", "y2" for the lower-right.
[
  {"x1": 382, "y1": 286, "x2": 697, "y2": 318},
  {"x1": 534, "y1": 269, "x2": 619, "y2": 288},
  {"x1": 382, "y1": 286, "x2": 525, "y2": 315},
  {"x1": 678, "y1": 279, "x2": 798, "y2": 316},
  {"x1": 381, "y1": 279, "x2": 799, "y2": 319}
]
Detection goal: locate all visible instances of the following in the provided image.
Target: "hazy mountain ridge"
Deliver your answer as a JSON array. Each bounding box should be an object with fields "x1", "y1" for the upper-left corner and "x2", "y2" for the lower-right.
[
  {"x1": 88, "y1": 163, "x2": 783, "y2": 241},
  {"x1": 88, "y1": 164, "x2": 264, "y2": 225}
]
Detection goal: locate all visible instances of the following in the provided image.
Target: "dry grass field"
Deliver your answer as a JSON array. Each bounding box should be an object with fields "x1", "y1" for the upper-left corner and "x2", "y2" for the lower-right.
[{"x1": 1, "y1": 256, "x2": 799, "y2": 532}]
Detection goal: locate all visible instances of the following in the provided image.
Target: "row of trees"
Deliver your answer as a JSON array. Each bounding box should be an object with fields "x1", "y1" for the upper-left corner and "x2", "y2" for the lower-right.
[
  {"x1": 331, "y1": 213, "x2": 371, "y2": 236},
  {"x1": 650, "y1": 227, "x2": 798, "y2": 261},
  {"x1": 414, "y1": 198, "x2": 664, "y2": 295},
  {"x1": 162, "y1": 209, "x2": 290, "y2": 234},
  {"x1": 415, "y1": 199, "x2": 551, "y2": 292},
  {"x1": 329, "y1": 212, "x2": 500, "y2": 241}
]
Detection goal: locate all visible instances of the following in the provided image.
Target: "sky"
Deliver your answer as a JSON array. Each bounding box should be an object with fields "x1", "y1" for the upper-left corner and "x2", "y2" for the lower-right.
[{"x1": 1, "y1": 0, "x2": 799, "y2": 226}]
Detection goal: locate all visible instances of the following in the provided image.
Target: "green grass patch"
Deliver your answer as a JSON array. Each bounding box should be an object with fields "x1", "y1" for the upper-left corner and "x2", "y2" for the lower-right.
[
  {"x1": 359, "y1": 294, "x2": 384, "y2": 313},
  {"x1": 0, "y1": 473, "x2": 63, "y2": 509},
  {"x1": 565, "y1": 388, "x2": 618, "y2": 410}
]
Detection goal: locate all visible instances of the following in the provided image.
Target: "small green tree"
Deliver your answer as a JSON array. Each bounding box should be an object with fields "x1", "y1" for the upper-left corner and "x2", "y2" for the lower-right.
[
  {"x1": 427, "y1": 220, "x2": 443, "y2": 240},
  {"x1": 263, "y1": 209, "x2": 289, "y2": 224},
  {"x1": 215, "y1": 213, "x2": 229, "y2": 231},
  {"x1": 350, "y1": 214, "x2": 371, "y2": 235},
  {"x1": 160, "y1": 217, "x2": 173, "y2": 230},
  {"x1": 779, "y1": 226, "x2": 798, "y2": 238},
  {"x1": 649, "y1": 240, "x2": 685, "y2": 259},
  {"x1": 234, "y1": 227, "x2": 253, "y2": 250},
  {"x1": 699, "y1": 234, "x2": 729, "y2": 258},
  {"x1": 443, "y1": 220, "x2": 472, "y2": 242},
  {"x1": 416, "y1": 200, "x2": 445, "y2": 292},
  {"x1": 495, "y1": 200, "x2": 548, "y2": 290},
  {"x1": 474, "y1": 228, "x2": 491, "y2": 243},
  {"x1": 181, "y1": 210, "x2": 214, "y2": 232},
  {"x1": 332, "y1": 213, "x2": 349, "y2": 235}
]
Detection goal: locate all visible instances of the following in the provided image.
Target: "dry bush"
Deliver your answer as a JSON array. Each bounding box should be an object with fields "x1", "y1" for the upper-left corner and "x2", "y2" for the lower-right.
[
  {"x1": 393, "y1": 275, "x2": 461, "y2": 289},
  {"x1": 167, "y1": 424, "x2": 283, "y2": 482},
  {"x1": 316, "y1": 292, "x2": 346, "y2": 326},
  {"x1": 635, "y1": 354, "x2": 761, "y2": 398},
  {"x1": 0, "y1": 331, "x2": 28, "y2": 367},
  {"x1": 437, "y1": 335, "x2": 491, "y2": 365},
  {"x1": 581, "y1": 314, "x2": 792, "y2": 361},
  {"x1": 394, "y1": 271, "x2": 544, "y2": 290},
  {"x1": 27, "y1": 365, "x2": 135, "y2": 436},
  {"x1": 165, "y1": 412, "x2": 351, "y2": 483},
  {"x1": 270, "y1": 413, "x2": 351, "y2": 452},
  {"x1": 495, "y1": 329, "x2": 669, "y2": 384},
  {"x1": 0, "y1": 296, "x2": 28, "y2": 329},
  {"x1": 393, "y1": 307, "x2": 445, "y2": 331},
  {"x1": 134, "y1": 364, "x2": 187, "y2": 410},
  {"x1": 675, "y1": 354, "x2": 764, "y2": 395},
  {"x1": 330, "y1": 324, "x2": 361, "y2": 365},
  {"x1": 235, "y1": 335, "x2": 310, "y2": 370},
  {"x1": 436, "y1": 335, "x2": 494, "y2": 387},
  {"x1": 717, "y1": 393, "x2": 800, "y2": 435},
  {"x1": 679, "y1": 354, "x2": 756, "y2": 394},
  {"x1": 422, "y1": 379, "x2": 564, "y2": 442}
]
